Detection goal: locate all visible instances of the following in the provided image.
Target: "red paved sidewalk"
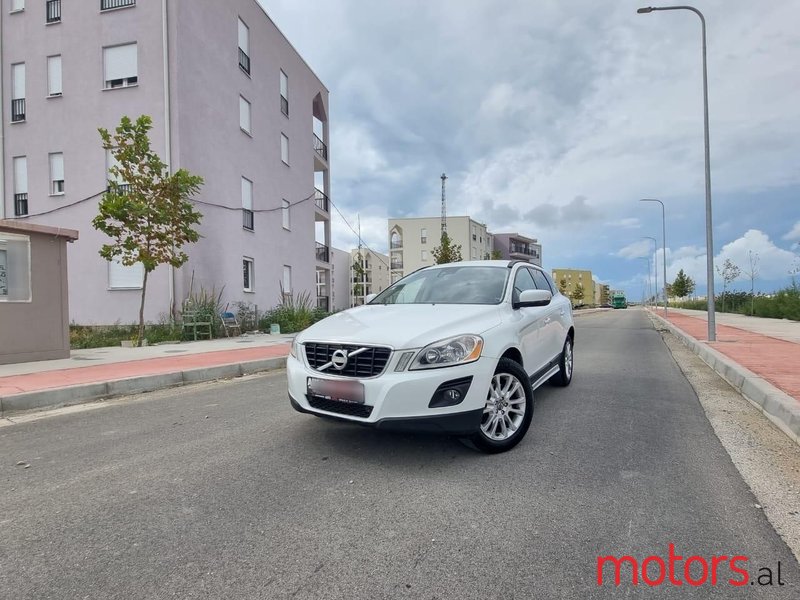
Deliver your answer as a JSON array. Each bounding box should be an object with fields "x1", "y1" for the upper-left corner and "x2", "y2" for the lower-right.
[
  {"x1": 659, "y1": 311, "x2": 800, "y2": 401},
  {"x1": 0, "y1": 344, "x2": 290, "y2": 397}
]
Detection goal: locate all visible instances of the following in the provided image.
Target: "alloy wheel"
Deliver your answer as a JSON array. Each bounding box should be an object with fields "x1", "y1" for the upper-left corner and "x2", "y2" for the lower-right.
[{"x1": 481, "y1": 373, "x2": 526, "y2": 441}]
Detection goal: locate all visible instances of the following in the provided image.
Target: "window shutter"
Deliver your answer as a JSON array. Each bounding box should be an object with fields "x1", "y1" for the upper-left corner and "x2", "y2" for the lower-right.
[
  {"x1": 283, "y1": 266, "x2": 292, "y2": 293},
  {"x1": 241, "y1": 177, "x2": 252, "y2": 210},
  {"x1": 239, "y1": 96, "x2": 251, "y2": 132},
  {"x1": 104, "y1": 44, "x2": 137, "y2": 82},
  {"x1": 13, "y1": 157, "x2": 27, "y2": 194},
  {"x1": 50, "y1": 153, "x2": 64, "y2": 181},
  {"x1": 280, "y1": 71, "x2": 288, "y2": 98},
  {"x1": 48, "y1": 55, "x2": 62, "y2": 95},
  {"x1": 12, "y1": 63, "x2": 25, "y2": 99},
  {"x1": 109, "y1": 260, "x2": 144, "y2": 289},
  {"x1": 238, "y1": 18, "x2": 249, "y2": 53}
]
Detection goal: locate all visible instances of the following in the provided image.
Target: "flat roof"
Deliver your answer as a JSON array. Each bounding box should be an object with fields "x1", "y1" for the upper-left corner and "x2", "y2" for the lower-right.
[{"x1": 0, "y1": 219, "x2": 79, "y2": 241}]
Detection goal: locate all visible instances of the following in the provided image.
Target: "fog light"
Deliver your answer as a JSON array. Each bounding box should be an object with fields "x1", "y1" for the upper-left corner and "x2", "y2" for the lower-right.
[{"x1": 428, "y1": 376, "x2": 473, "y2": 408}]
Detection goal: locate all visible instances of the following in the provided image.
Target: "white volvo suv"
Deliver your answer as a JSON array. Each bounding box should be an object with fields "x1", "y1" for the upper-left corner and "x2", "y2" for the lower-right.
[{"x1": 287, "y1": 260, "x2": 574, "y2": 453}]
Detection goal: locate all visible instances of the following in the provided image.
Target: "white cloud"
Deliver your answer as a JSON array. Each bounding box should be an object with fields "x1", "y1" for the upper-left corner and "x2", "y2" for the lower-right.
[
  {"x1": 783, "y1": 221, "x2": 800, "y2": 242},
  {"x1": 616, "y1": 239, "x2": 653, "y2": 259}
]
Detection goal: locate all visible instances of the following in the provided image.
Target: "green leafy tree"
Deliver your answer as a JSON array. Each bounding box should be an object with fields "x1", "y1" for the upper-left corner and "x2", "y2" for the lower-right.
[
  {"x1": 716, "y1": 258, "x2": 741, "y2": 312},
  {"x1": 352, "y1": 253, "x2": 366, "y2": 302},
  {"x1": 571, "y1": 283, "x2": 585, "y2": 304},
  {"x1": 431, "y1": 231, "x2": 462, "y2": 264},
  {"x1": 671, "y1": 269, "x2": 691, "y2": 299},
  {"x1": 559, "y1": 278, "x2": 568, "y2": 295},
  {"x1": 94, "y1": 115, "x2": 204, "y2": 346},
  {"x1": 490, "y1": 249, "x2": 503, "y2": 260}
]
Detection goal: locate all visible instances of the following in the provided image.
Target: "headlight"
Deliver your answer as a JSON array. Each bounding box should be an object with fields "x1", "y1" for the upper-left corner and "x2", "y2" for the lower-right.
[
  {"x1": 289, "y1": 338, "x2": 300, "y2": 358},
  {"x1": 410, "y1": 335, "x2": 483, "y2": 370}
]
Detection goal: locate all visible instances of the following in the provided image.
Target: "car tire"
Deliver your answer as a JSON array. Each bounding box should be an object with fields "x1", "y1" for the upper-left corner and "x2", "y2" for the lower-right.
[
  {"x1": 466, "y1": 358, "x2": 534, "y2": 454},
  {"x1": 550, "y1": 336, "x2": 574, "y2": 387}
]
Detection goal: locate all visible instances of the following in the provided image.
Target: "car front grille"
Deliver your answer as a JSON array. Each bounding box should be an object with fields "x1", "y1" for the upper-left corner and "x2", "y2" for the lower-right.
[
  {"x1": 307, "y1": 395, "x2": 373, "y2": 418},
  {"x1": 304, "y1": 343, "x2": 392, "y2": 378}
]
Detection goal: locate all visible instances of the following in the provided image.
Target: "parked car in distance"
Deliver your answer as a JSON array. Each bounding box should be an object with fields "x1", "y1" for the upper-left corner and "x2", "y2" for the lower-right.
[{"x1": 287, "y1": 261, "x2": 575, "y2": 453}]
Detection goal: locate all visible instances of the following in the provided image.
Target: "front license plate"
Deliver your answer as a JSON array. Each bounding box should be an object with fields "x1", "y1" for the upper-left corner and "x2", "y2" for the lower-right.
[{"x1": 307, "y1": 377, "x2": 365, "y2": 404}]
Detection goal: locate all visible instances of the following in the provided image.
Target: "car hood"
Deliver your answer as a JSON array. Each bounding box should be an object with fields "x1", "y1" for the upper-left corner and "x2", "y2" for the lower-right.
[{"x1": 297, "y1": 304, "x2": 504, "y2": 349}]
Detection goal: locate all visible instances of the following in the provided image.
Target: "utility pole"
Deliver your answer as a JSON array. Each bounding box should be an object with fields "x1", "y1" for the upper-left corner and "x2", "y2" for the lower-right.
[
  {"x1": 440, "y1": 173, "x2": 447, "y2": 234},
  {"x1": 358, "y1": 214, "x2": 366, "y2": 306}
]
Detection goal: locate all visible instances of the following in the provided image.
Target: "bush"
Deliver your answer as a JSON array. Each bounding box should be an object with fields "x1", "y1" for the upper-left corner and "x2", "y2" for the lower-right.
[
  {"x1": 670, "y1": 282, "x2": 800, "y2": 320},
  {"x1": 259, "y1": 290, "x2": 329, "y2": 333},
  {"x1": 70, "y1": 323, "x2": 182, "y2": 349},
  {"x1": 182, "y1": 281, "x2": 225, "y2": 338}
]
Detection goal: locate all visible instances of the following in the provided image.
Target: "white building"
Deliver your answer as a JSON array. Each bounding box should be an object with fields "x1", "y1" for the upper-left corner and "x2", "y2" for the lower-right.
[{"x1": 350, "y1": 248, "x2": 390, "y2": 306}]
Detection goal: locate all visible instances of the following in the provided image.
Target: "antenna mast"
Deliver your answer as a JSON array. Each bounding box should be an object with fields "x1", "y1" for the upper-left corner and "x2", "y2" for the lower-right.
[{"x1": 440, "y1": 173, "x2": 447, "y2": 234}]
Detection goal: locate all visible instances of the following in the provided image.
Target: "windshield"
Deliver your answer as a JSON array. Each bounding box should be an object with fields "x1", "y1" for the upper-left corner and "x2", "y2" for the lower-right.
[{"x1": 371, "y1": 265, "x2": 509, "y2": 305}]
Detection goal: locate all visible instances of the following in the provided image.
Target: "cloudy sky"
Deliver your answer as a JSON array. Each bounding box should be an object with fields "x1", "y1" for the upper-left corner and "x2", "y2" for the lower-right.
[{"x1": 260, "y1": 0, "x2": 800, "y2": 298}]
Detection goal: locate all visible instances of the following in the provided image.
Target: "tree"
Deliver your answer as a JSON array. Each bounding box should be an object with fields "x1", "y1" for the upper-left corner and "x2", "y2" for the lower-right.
[
  {"x1": 742, "y1": 251, "x2": 759, "y2": 316},
  {"x1": 665, "y1": 282, "x2": 674, "y2": 300},
  {"x1": 352, "y1": 252, "x2": 366, "y2": 303},
  {"x1": 559, "y1": 278, "x2": 568, "y2": 295},
  {"x1": 671, "y1": 269, "x2": 691, "y2": 299},
  {"x1": 716, "y1": 258, "x2": 741, "y2": 312},
  {"x1": 94, "y1": 115, "x2": 204, "y2": 346},
  {"x1": 431, "y1": 231, "x2": 462, "y2": 264},
  {"x1": 571, "y1": 283, "x2": 585, "y2": 305},
  {"x1": 490, "y1": 249, "x2": 503, "y2": 260},
  {"x1": 686, "y1": 274, "x2": 696, "y2": 298}
]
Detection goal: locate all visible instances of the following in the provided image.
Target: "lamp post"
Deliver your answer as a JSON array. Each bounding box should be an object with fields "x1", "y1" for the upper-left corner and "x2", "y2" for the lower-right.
[
  {"x1": 637, "y1": 5, "x2": 716, "y2": 341},
  {"x1": 640, "y1": 198, "x2": 668, "y2": 316},
  {"x1": 642, "y1": 236, "x2": 658, "y2": 308}
]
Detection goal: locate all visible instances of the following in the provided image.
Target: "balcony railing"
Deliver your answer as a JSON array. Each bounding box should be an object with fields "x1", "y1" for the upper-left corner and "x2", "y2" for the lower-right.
[
  {"x1": 317, "y1": 296, "x2": 330, "y2": 312},
  {"x1": 280, "y1": 95, "x2": 289, "y2": 117},
  {"x1": 314, "y1": 188, "x2": 329, "y2": 212},
  {"x1": 101, "y1": 0, "x2": 136, "y2": 10},
  {"x1": 390, "y1": 240, "x2": 402, "y2": 249},
  {"x1": 46, "y1": 0, "x2": 61, "y2": 23},
  {"x1": 238, "y1": 48, "x2": 250, "y2": 75},
  {"x1": 107, "y1": 183, "x2": 131, "y2": 195},
  {"x1": 243, "y1": 208, "x2": 254, "y2": 231},
  {"x1": 390, "y1": 261, "x2": 403, "y2": 270},
  {"x1": 11, "y1": 98, "x2": 25, "y2": 122},
  {"x1": 316, "y1": 242, "x2": 329, "y2": 263},
  {"x1": 352, "y1": 275, "x2": 373, "y2": 284},
  {"x1": 14, "y1": 193, "x2": 28, "y2": 216},
  {"x1": 313, "y1": 133, "x2": 327, "y2": 161},
  {"x1": 510, "y1": 244, "x2": 536, "y2": 257}
]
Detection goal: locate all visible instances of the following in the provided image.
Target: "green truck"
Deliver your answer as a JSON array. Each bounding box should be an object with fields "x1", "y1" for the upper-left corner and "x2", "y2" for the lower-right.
[{"x1": 612, "y1": 292, "x2": 627, "y2": 309}]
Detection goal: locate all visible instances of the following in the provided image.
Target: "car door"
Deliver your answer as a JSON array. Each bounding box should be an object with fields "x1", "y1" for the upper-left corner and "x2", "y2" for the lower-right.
[
  {"x1": 531, "y1": 267, "x2": 564, "y2": 362},
  {"x1": 509, "y1": 266, "x2": 550, "y2": 377}
]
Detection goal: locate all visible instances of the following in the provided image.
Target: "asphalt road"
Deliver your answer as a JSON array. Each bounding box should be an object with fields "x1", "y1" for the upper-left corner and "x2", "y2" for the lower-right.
[{"x1": 1, "y1": 309, "x2": 797, "y2": 599}]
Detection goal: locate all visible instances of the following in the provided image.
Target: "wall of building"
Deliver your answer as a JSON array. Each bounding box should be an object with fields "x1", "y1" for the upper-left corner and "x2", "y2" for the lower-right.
[
  {"x1": 0, "y1": 222, "x2": 76, "y2": 364},
  {"x1": 493, "y1": 233, "x2": 542, "y2": 266},
  {"x1": 329, "y1": 247, "x2": 350, "y2": 311},
  {"x1": 350, "y1": 248, "x2": 390, "y2": 305},
  {"x1": 551, "y1": 268, "x2": 594, "y2": 306}
]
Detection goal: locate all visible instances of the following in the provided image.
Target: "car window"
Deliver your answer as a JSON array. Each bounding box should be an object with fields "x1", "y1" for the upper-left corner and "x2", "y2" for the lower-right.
[
  {"x1": 512, "y1": 268, "x2": 536, "y2": 303},
  {"x1": 543, "y1": 271, "x2": 558, "y2": 294},
  {"x1": 371, "y1": 266, "x2": 509, "y2": 305},
  {"x1": 531, "y1": 269, "x2": 552, "y2": 293}
]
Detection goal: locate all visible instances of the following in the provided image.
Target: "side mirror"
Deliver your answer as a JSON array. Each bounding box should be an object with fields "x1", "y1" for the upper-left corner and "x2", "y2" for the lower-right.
[
  {"x1": 514, "y1": 289, "x2": 552, "y2": 309},
  {"x1": 365, "y1": 293, "x2": 378, "y2": 303}
]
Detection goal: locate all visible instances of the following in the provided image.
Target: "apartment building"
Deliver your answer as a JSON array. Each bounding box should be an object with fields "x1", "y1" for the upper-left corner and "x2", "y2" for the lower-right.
[
  {"x1": 551, "y1": 268, "x2": 593, "y2": 306},
  {"x1": 387, "y1": 216, "x2": 492, "y2": 280},
  {"x1": 323, "y1": 247, "x2": 350, "y2": 312},
  {"x1": 350, "y1": 248, "x2": 390, "y2": 306},
  {"x1": 594, "y1": 282, "x2": 610, "y2": 306},
  {"x1": 492, "y1": 232, "x2": 542, "y2": 266},
  {"x1": 1, "y1": 0, "x2": 331, "y2": 324}
]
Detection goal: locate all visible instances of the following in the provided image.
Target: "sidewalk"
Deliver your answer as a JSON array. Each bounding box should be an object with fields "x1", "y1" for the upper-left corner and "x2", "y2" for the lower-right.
[
  {"x1": 0, "y1": 334, "x2": 291, "y2": 417},
  {"x1": 648, "y1": 308, "x2": 800, "y2": 443}
]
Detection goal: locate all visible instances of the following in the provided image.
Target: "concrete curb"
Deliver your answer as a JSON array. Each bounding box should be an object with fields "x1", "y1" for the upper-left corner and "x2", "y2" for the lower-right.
[
  {"x1": 573, "y1": 308, "x2": 612, "y2": 317},
  {"x1": 0, "y1": 356, "x2": 287, "y2": 418},
  {"x1": 648, "y1": 310, "x2": 800, "y2": 445}
]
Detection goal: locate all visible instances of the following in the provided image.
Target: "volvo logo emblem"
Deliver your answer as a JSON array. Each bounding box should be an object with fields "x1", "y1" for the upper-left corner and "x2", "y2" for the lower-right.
[{"x1": 330, "y1": 349, "x2": 349, "y2": 370}]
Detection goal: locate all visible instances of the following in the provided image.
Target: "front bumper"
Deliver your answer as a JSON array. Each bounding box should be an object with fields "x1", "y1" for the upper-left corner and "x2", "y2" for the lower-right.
[{"x1": 286, "y1": 352, "x2": 496, "y2": 434}]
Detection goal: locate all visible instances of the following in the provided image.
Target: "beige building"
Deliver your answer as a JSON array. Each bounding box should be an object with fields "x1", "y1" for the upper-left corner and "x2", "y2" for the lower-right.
[
  {"x1": 388, "y1": 216, "x2": 493, "y2": 280},
  {"x1": 551, "y1": 268, "x2": 594, "y2": 306},
  {"x1": 350, "y1": 248, "x2": 390, "y2": 305},
  {"x1": 594, "y1": 282, "x2": 610, "y2": 306}
]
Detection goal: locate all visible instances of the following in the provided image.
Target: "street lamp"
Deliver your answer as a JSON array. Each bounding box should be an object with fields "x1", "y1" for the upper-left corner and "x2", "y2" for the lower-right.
[
  {"x1": 640, "y1": 198, "x2": 668, "y2": 316},
  {"x1": 637, "y1": 5, "x2": 716, "y2": 341},
  {"x1": 642, "y1": 236, "x2": 658, "y2": 308}
]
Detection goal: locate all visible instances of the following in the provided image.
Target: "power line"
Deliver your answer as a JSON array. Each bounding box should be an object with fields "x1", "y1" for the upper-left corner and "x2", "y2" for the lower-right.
[{"x1": 327, "y1": 196, "x2": 390, "y2": 270}]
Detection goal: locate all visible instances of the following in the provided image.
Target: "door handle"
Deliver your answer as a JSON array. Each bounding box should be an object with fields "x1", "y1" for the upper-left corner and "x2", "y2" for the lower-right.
[
  {"x1": 544, "y1": 317, "x2": 551, "y2": 324},
  {"x1": 560, "y1": 309, "x2": 565, "y2": 316}
]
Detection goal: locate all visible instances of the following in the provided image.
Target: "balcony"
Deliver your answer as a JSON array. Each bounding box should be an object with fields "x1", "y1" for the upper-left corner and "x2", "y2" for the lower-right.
[
  {"x1": 390, "y1": 240, "x2": 402, "y2": 249},
  {"x1": 14, "y1": 193, "x2": 28, "y2": 216},
  {"x1": 106, "y1": 183, "x2": 131, "y2": 195},
  {"x1": 313, "y1": 133, "x2": 327, "y2": 161},
  {"x1": 280, "y1": 95, "x2": 289, "y2": 117},
  {"x1": 101, "y1": 0, "x2": 136, "y2": 10},
  {"x1": 243, "y1": 208, "x2": 254, "y2": 231},
  {"x1": 316, "y1": 242, "x2": 330, "y2": 263},
  {"x1": 314, "y1": 188, "x2": 329, "y2": 212},
  {"x1": 509, "y1": 243, "x2": 537, "y2": 257},
  {"x1": 390, "y1": 260, "x2": 403, "y2": 270},
  {"x1": 352, "y1": 274, "x2": 373, "y2": 284},
  {"x1": 11, "y1": 98, "x2": 25, "y2": 122},
  {"x1": 46, "y1": 0, "x2": 61, "y2": 23},
  {"x1": 238, "y1": 48, "x2": 250, "y2": 75}
]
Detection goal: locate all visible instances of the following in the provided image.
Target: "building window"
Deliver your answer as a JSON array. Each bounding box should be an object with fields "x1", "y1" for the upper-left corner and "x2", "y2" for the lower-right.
[
  {"x1": 243, "y1": 257, "x2": 254, "y2": 292},
  {"x1": 0, "y1": 232, "x2": 32, "y2": 302},
  {"x1": 45, "y1": 0, "x2": 60, "y2": 23},
  {"x1": 103, "y1": 43, "x2": 138, "y2": 89},
  {"x1": 11, "y1": 63, "x2": 25, "y2": 122},
  {"x1": 420, "y1": 228, "x2": 427, "y2": 244},
  {"x1": 239, "y1": 95, "x2": 251, "y2": 134},
  {"x1": 283, "y1": 265, "x2": 292, "y2": 294},
  {"x1": 421, "y1": 250, "x2": 428, "y2": 261},
  {"x1": 241, "y1": 177, "x2": 253, "y2": 231},
  {"x1": 280, "y1": 70, "x2": 289, "y2": 116},
  {"x1": 10, "y1": 0, "x2": 24, "y2": 12},
  {"x1": 108, "y1": 259, "x2": 144, "y2": 289},
  {"x1": 49, "y1": 152, "x2": 64, "y2": 195},
  {"x1": 13, "y1": 156, "x2": 28, "y2": 216},
  {"x1": 238, "y1": 17, "x2": 250, "y2": 75},
  {"x1": 101, "y1": 0, "x2": 136, "y2": 10},
  {"x1": 47, "y1": 55, "x2": 62, "y2": 97},
  {"x1": 281, "y1": 133, "x2": 289, "y2": 165},
  {"x1": 282, "y1": 199, "x2": 290, "y2": 230}
]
